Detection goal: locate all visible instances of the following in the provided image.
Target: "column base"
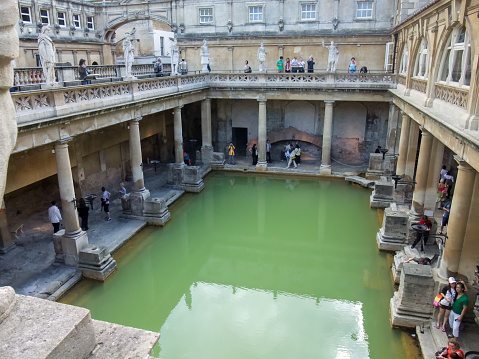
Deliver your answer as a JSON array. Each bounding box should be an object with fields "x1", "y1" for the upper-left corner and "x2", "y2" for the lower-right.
[
  {"x1": 209, "y1": 152, "x2": 225, "y2": 169},
  {"x1": 184, "y1": 166, "x2": 205, "y2": 193},
  {"x1": 319, "y1": 164, "x2": 331, "y2": 175},
  {"x1": 423, "y1": 97, "x2": 434, "y2": 107},
  {"x1": 201, "y1": 145, "x2": 213, "y2": 164},
  {"x1": 255, "y1": 161, "x2": 268, "y2": 172},
  {"x1": 143, "y1": 197, "x2": 171, "y2": 226},
  {"x1": 78, "y1": 244, "x2": 117, "y2": 281},
  {"x1": 130, "y1": 189, "x2": 151, "y2": 217},
  {"x1": 59, "y1": 230, "x2": 89, "y2": 266}
]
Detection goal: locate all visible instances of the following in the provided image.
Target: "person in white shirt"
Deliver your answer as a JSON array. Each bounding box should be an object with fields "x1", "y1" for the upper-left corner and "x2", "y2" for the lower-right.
[{"x1": 48, "y1": 201, "x2": 62, "y2": 233}]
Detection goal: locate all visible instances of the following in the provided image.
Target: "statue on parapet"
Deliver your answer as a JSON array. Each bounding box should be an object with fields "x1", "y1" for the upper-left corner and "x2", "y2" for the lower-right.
[
  {"x1": 123, "y1": 32, "x2": 135, "y2": 79},
  {"x1": 38, "y1": 26, "x2": 57, "y2": 86},
  {"x1": 200, "y1": 39, "x2": 210, "y2": 73},
  {"x1": 170, "y1": 38, "x2": 179, "y2": 75},
  {"x1": 322, "y1": 40, "x2": 339, "y2": 72},
  {"x1": 257, "y1": 42, "x2": 267, "y2": 72}
]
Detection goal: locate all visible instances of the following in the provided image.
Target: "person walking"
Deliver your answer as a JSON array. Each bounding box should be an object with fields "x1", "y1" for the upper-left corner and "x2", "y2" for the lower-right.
[
  {"x1": 48, "y1": 201, "x2": 62, "y2": 233},
  {"x1": 286, "y1": 145, "x2": 298, "y2": 169},
  {"x1": 435, "y1": 277, "x2": 457, "y2": 332},
  {"x1": 439, "y1": 201, "x2": 451, "y2": 234},
  {"x1": 101, "y1": 187, "x2": 111, "y2": 221},
  {"x1": 448, "y1": 281, "x2": 468, "y2": 339},
  {"x1": 77, "y1": 198, "x2": 89, "y2": 231},
  {"x1": 228, "y1": 142, "x2": 235, "y2": 165},
  {"x1": 266, "y1": 140, "x2": 271, "y2": 163}
]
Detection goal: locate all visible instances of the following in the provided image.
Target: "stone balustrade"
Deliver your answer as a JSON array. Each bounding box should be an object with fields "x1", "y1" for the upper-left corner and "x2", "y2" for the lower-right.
[{"x1": 435, "y1": 82, "x2": 469, "y2": 110}]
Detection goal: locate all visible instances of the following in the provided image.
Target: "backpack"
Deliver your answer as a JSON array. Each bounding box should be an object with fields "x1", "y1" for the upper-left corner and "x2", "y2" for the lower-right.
[{"x1": 153, "y1": 62, "x2": 159, "y2": 73}]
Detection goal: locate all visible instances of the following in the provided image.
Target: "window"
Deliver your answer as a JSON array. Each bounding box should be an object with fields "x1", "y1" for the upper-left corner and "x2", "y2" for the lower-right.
[
  {"x1": 357, "y1": 2, "x2": 373, "y2": 18},
  {"x1": 160, "y1": 37, "x2": 164, "y2": 56},
  {"x1": 384, "y1": 42, "x2": 394, "y2": 72},
  {"x1": 40, "y1": 9, "x2": 50, "y2": 25},
  {"x1": 249, "y1": 6, "x2": 263, "y2": 22},
  {"x1": 199, "y1": 8, "x2": 213, "y2": 24},
  {"x1": 301, "y1": 4, "x2": 316, "y2": 20},
  {"x1": 58, "y1": 12, "x2": 66, "y2": 27},
  {"x1": 413, "y1": 39, "x2": 429, "y2": 79},
  {"x1": 439, "y1": 27, "x2": 471, "y2": 86},
  {"x1": 87, "y1": 16, "x2": 94, "y2": 30},
  {"x1": 73, "y1": 14, "x2": 81, "y2": 29},
  {"x1": 20, "y1": 7, "x2": 31, "y2": 23},
  {"x1": 399, "y1": 43, "x2": 408, "y2": 75}
]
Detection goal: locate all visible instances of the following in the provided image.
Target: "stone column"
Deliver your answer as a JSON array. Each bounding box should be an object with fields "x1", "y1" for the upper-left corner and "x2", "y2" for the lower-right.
[
  {"x1": 410, "y1": 129, "x2": 433, "y2": 220},
  {"x1": 0, "y1": 201, "x2": 14, "y2": 253},
  {"x1": 228, "y1": 47, "x2": 234, "y2": 72},
  {"x1": 129, "y1": 118, "x2": 145, "y2": 191},
  {"x1": 320, "y1": 100, "x2": 334, "y2": 175},
  {"x1": 396, "y1": 112, "x2": 410, "y2": 176},
  {"x1": 54, "y1": 139, "x2": 88, "y2": 266},
  {"x1": 439, "y1": 157, "x2": 476, "y2": 278},
  {"x1": 424, "y1": 138, "x2": 445, "y2": 211},
  {"x1": 174, "y1": 106, "x2": 184, "y2": 165},
  {"x1": 386, "y1": 102, "x2": 398, "y2": 153},
  {"x1": 201, "y1": 98, "x2": 213, "y2": 163},
  {"x1": 256, "y1": 99, "x2": 267, "y2": 171},
  {"x1": 405, "y1": 120, "x2": 419, "y2": 180}
]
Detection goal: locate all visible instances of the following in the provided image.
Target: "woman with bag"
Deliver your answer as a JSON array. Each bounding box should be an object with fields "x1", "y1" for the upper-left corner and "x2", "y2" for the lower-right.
[{"x1": 435, "y1": 277, "x2": 457, "y2": 332}]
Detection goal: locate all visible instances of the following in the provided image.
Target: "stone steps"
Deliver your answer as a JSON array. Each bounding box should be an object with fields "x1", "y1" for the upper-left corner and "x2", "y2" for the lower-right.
[{"x1": 417, "y1": 325, "x2": 441, "y2": 359}]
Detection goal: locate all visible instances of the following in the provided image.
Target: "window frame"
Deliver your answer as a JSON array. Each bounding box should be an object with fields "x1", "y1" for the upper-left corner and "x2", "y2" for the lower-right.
[
  {"x1": 72, "y1": 14, "x2": 81, "y2": 29},
  {"x1": 399, "y1": 43, "x2": 409, "y2": 75},
  {"x1": 355, "y1": 1, "x2": 374, "y2": 20},
  {"x1": 300, "y1": 3, "x2": 316, "y2": 21},
  {"x1": 198, "y1": 7, "x2": 214, "y2": 24},
  {"x1": 87, "y1": 16, "x2": 95, "y2": 30},
  {"x1": 413, "y1": 38, "x2": 429, "y2": 79},
  {"x1": 438, "y1": 27, "x2": 471, "y2": 87},
  {"x1": 57, "y1": 12, "x2": 66, "y2": 27},
  {"x1": 248, "y1": 5, "x2": 264, "y2": 23},
  {"x1": 20, "y1": 6, "x2": 32, "y2": 23},
  {"x1": 40, "y1": 9, "x2": 50, "y2": 25}
]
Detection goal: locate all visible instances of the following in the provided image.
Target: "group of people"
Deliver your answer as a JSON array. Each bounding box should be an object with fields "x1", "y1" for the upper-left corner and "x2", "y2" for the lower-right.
[
  {"x1": 275, "y1": 56, "x2": 315, "y2": 73},
  {"x1": 47, "y1": 183, "x2": 128, "y2": 233},
  {"x1": 285, "y1": 142, "x2": 301, "y2": 169},
  {"x1": 227, "y1": 140, "x2": 273, "y2": 165}
]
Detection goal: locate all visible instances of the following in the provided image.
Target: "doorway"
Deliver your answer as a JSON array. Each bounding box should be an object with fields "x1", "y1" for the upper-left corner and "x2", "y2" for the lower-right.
[{"x1": 232, "y1": 127, "x2": 248, "y2": 156}]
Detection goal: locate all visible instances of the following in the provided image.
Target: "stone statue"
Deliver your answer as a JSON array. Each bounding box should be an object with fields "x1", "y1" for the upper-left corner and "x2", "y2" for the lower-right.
[
  {"x1": 123, "y1": 32, "x2": 135, "y2": 78},
  {"x1": 200, "y1": 39, "x2": 209, "y2": 73},
  {"x1": 0, "y1": 0, "x2": 19, "y2": 209},
  {"x1": 170, "y1": 38, "x2": 179, "y2": 75},
  {"x1": 257, "y1": 42, "x2": 267, "y2": 72},
  {"x1": 322, "y1": 40, "x2": 339, "y2": 72},
  {"x1": 38, "y1": 26, "x2": 56, "y2": 86}
]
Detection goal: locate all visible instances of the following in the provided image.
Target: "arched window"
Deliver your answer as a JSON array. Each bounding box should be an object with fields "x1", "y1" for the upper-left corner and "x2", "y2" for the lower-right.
[
  {"x1": 413, "y1": 38, "x2": 429, "y2": 78},
  {"x1": 399, "y1": 43, "x2": 408, "y2": 74},
  {"x1": 438, "y1": 27, "x2": 471, "y2": 86}
]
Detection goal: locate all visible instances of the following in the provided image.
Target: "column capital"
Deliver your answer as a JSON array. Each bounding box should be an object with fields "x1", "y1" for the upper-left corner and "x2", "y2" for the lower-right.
[
  {"x1": 454, "y1": 155, "x2": 474, "y2": 171},
  {"x1": 257, "y1": 98, "x2": 267, "y2": 103},
  {"x1": 54, "y1": 137, "x2": 73, "y2": 148},
  {"x1": 132, "y1": 116, "x2": 142, "y2": 122},
  {"x1": 419, "y1": 126, "x2": 431, "y2": 136},
  {"x1": 324, "y1": 100, "x2": 335, "y2": 105}
]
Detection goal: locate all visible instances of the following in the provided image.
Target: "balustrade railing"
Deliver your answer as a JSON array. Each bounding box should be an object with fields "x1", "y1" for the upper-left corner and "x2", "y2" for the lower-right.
[
  {"x1": 411, "y1": 78, "x2": 427, "y2": 93},
  {"x1": 435, "y1": 83, "x2": 469, "y2": 110}
]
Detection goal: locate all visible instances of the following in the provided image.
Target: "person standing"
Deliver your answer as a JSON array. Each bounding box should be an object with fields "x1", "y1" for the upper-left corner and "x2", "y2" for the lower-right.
[
  {"x1": 101, "y1": 187, "x2": 111, "y2": 221},
  {"x1": 439, "y1": 201, "x2": 451, "y2": 234},
  {"x1": 299, "y1": 57, "x2": 305, "y2": 72},
  {"x1": 251, "y1": 144, "x2": 258, "y2": 165},
  {"x1": 153, "y1": 57, "x2": 163, "y2": 77},
  {"x1": 436, "y1": 277, "x2": 457, "y2": 333},
  {"x1": 266, "y1": 140, "x2": 271, "y2": 163},
  {"x1": 295, "y1": 141, "x2": 301, "y2": 164},
  {"x1": 411, "y1": 215, "x2": 431, "y2": 251},
  {"x1": 286, "y1": 145, "x2": 298, "y2": 169},
  {"x1": 179, "y1": 59, "x2": 188, "y2": 75},
  {"x1": 228, "y1": 142, "x2": 235, "y2": 165},
  {"x1": 348, "y1": 57, "x2": 357, "y2": 73},
  {"x1": 244, "y1": 60, "x2": 252, "y2": 73},
  {"x1": 449, "y1": 281, "x2": 468, "y2": 339},
  {"x1": 307, "y1": 56, "x2": 315, "y2": 73},
  {"x1": 48, "y1": 201, "x2": 62, "y2": 233},
  {"x1": 285, "y1": 144, "x2": 290, "y2": 163},
  {"x1": 285, "y1": 58, "x2": 291, "y2": 73},
  {"x1": 276, "y1": 56, "x2": 284, "y2": 73},
  {"x1": 79, "y1": 59, "x2": 89, "y2": 85},
  {"x1": 119, "y1": 183, "x2": 126, "y2": 198},
  {"x1": 77, "y1": 198, "x2": 89, "y2": 231}
]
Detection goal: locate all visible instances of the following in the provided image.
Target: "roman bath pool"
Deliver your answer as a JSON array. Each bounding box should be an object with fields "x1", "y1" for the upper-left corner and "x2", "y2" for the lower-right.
[{"x1": 61, "y1": 173, "x2": 419, "y2": 358}]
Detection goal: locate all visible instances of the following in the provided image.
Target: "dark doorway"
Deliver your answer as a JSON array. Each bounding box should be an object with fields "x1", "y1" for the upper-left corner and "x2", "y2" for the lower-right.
[{"x1": 232, "y1": 127, "x2": 248, "y2": 156}]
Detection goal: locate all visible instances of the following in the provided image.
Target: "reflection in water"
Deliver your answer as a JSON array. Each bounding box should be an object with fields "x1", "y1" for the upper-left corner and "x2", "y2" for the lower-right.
[{"x1": 160, "y1": 282, "x2": 369, "y2": 359}]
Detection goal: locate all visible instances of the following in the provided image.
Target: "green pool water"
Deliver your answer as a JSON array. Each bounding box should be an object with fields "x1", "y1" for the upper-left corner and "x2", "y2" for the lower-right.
[{"x1": 61, "y1": 173, "x2": 417, "y2": 358}]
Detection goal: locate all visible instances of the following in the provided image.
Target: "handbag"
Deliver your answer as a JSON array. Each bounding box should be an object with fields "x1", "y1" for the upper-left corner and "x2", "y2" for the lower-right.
[{"x1": 433, "y1": 293, "x2": 444, "y2": 306}]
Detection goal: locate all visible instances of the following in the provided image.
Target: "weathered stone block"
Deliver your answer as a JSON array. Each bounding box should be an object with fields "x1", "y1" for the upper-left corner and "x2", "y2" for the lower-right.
[
  {"x1": 183, "y1": 166, "x2": 204, "y2": 192},
  {"x1": 377, "y1": 204, "x2": 408, "y2": 251},
  {"x1": 143, "y1": 197, "x2": 171, "y2": 226},
  {"x1": 167, "y1": 163, "x2": 185, "y2": 188},
  {"x1": 129, "y1": 190, "x2": 150, "y2": 217},
  {"x1": 60, "y1": 230, "x2": 89, "y2": 266},
  {"x1": 210, "y1": 152, "x2": 225, "y2": 169},
  {"x1": 78, "y1": 244, "x2": 117, "y2": 281},
  {"x1": 370, "y1": 178, "x2": 394, "y2": 208},
  {"x1": 367, "y1": 153, "x2": 383, "y2": 174}
]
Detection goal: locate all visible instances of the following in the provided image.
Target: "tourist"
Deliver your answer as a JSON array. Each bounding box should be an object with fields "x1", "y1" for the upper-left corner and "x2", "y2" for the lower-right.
[
  {"x1": 444, "y1": 170, "x2": 454, "y2": 197},
  {"x1": 281, "y1": 145, "x2": 286, "y2": 161},
  {"x1": 448, "y1": 281, "x2": 468, "y2": 339},
  {"x1": 153, "y1": 57, "x2": 163, "y2": 77},
  {"x1": 79, "y1": 59, "x2": 89, "y2": 85},
  {"x1": 251, "y1": 144, "x2": 258, "y2": 165},
  {"x1": 184, "y1": 152, "x2": 191, "y2": 165},
  {"x1": 360, "y1": 66, "x2": 368, "y2": 73},
  {"x1": 307, "y1": 56, "x2": 315, "y2": 73},
  {"x1": 437, "y1": 179, "x2": 447, "y2": 208},
  {"x1": 285, "y1": 144, "x2": 290, "y2": 163},
  {"x1": 435, "y1": 338, "x2": 464, "y2": 358},
  {"x1": 244, "y1": 60, "x2": 252, "y2": 73},
  {"x1": 291, "y1": 57, "x2": 299, "y2": 72},
  {"x1": 77, "y1": 198, "x2": 89, "y2": 231},
  {"x1": 48, "y1": 201, "x2": 62, "y2": 233},
  {"x1": 101, "y1": 187, "x2": 111, "y2": 221},
  {"x1": 295, "y1": 141, "x2": 301, "y2": 164},
  {"x1": 276, "y1": 56, "x2": 284, "y2": 73},
  {"x1": 411, "y1": 215, "x2": 431, "y2": 251},
  {"x1": 348, "y1": 57, "x2": 357, "y2": 73},
  {"x1": 402, "y1": 256, "x2": 431, "y2": 265},
  {"x1": 299, "y1": 57, "x2": 305, "y2": 72},
  {"x1": 266, "y1": 140, "x2": 271, "y2": 163},
  {"x1": 285, "y1": 58, "x2": 291, "y2": 73},
  {"x1": 439, "y1": 201, "x2": 451, "y2": 234},
  {"x1": 440, "y1": 165, "x2": 448, "y2": 180},
  {"x1": 436, "y1": 277, "x2": 457, "y2": 332},
  {"x1": 475, "y1": 266, "x2": 479, "y2": 310},
  {"x1": 286, "y1": 145, "x2": 298, "y2": 169},
  {"x1": 179, "y1": 59, "x2": 188, "y2": 75},
  {"x1": 228, "y1": 142, "x2": 235, "y2": 165},
  {"x1": 375, "y1": 145, "x2": 381, "y2": 153},
  {"x1": 119, "y1": 183, "x2": 126, "y2": 198}
]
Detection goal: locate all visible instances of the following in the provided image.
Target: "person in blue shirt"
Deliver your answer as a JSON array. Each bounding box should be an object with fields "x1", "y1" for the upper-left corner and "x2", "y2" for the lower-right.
[
  {"x1": 439, "y1": 201, "x2": 451, "y2": 234},
  {"x1": 348, "y1": 57, "x2": 357, "y2": 73}
]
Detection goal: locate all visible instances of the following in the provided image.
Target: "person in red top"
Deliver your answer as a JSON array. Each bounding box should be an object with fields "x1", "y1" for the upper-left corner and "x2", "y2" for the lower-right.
[
  {"x1": 435, "y1": 338, "x2": 464, "y2": 358},
  {"x1": 411, "y1": 215, "x2": 432, "y2": 251}
]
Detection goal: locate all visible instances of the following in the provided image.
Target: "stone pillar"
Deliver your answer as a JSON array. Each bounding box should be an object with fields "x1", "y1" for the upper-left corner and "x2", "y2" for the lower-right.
[
  {"x1": 201, "y1": 98, "x2": 213, "y2": 163},
  {"x1": 410, "y1": 129, "x2": 433, "y2": 220},
  {"x1": 320, "y1": 100, "x2": 334, "y2": 175},
  {"x1": 174, "y1": 106, "x2": 184, "y2": 165},
  {"x1": 404, "y1": 120, "x2": 419, "y2": 180},
  {"x1": 386, "y1": 102, "x2": 399, "y2": 154},
  {"x1": 256, "y1": 99, "x2": 267, "y2": 171},
  {"x1": 129, "y1": 118, "x2": 145, "y2": 191},
  {"x1": 228, "y1": 47, "x2": 234, "y2": 72},
  {"x1": 396, "y1": 112, "x2": 410, "y2": 176},
  {"x1": 54, "y1": 139, "x2": 88, "y2": 266},
  {"x1": 439, "y1": 157, "x2": 476, "y2": 278},
  {"x1": 424, "y1": 138, "x2": 445, "y2": 211},
  {"x1": 0, "y1": 201, "x2": 14, "y2": 253}
]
